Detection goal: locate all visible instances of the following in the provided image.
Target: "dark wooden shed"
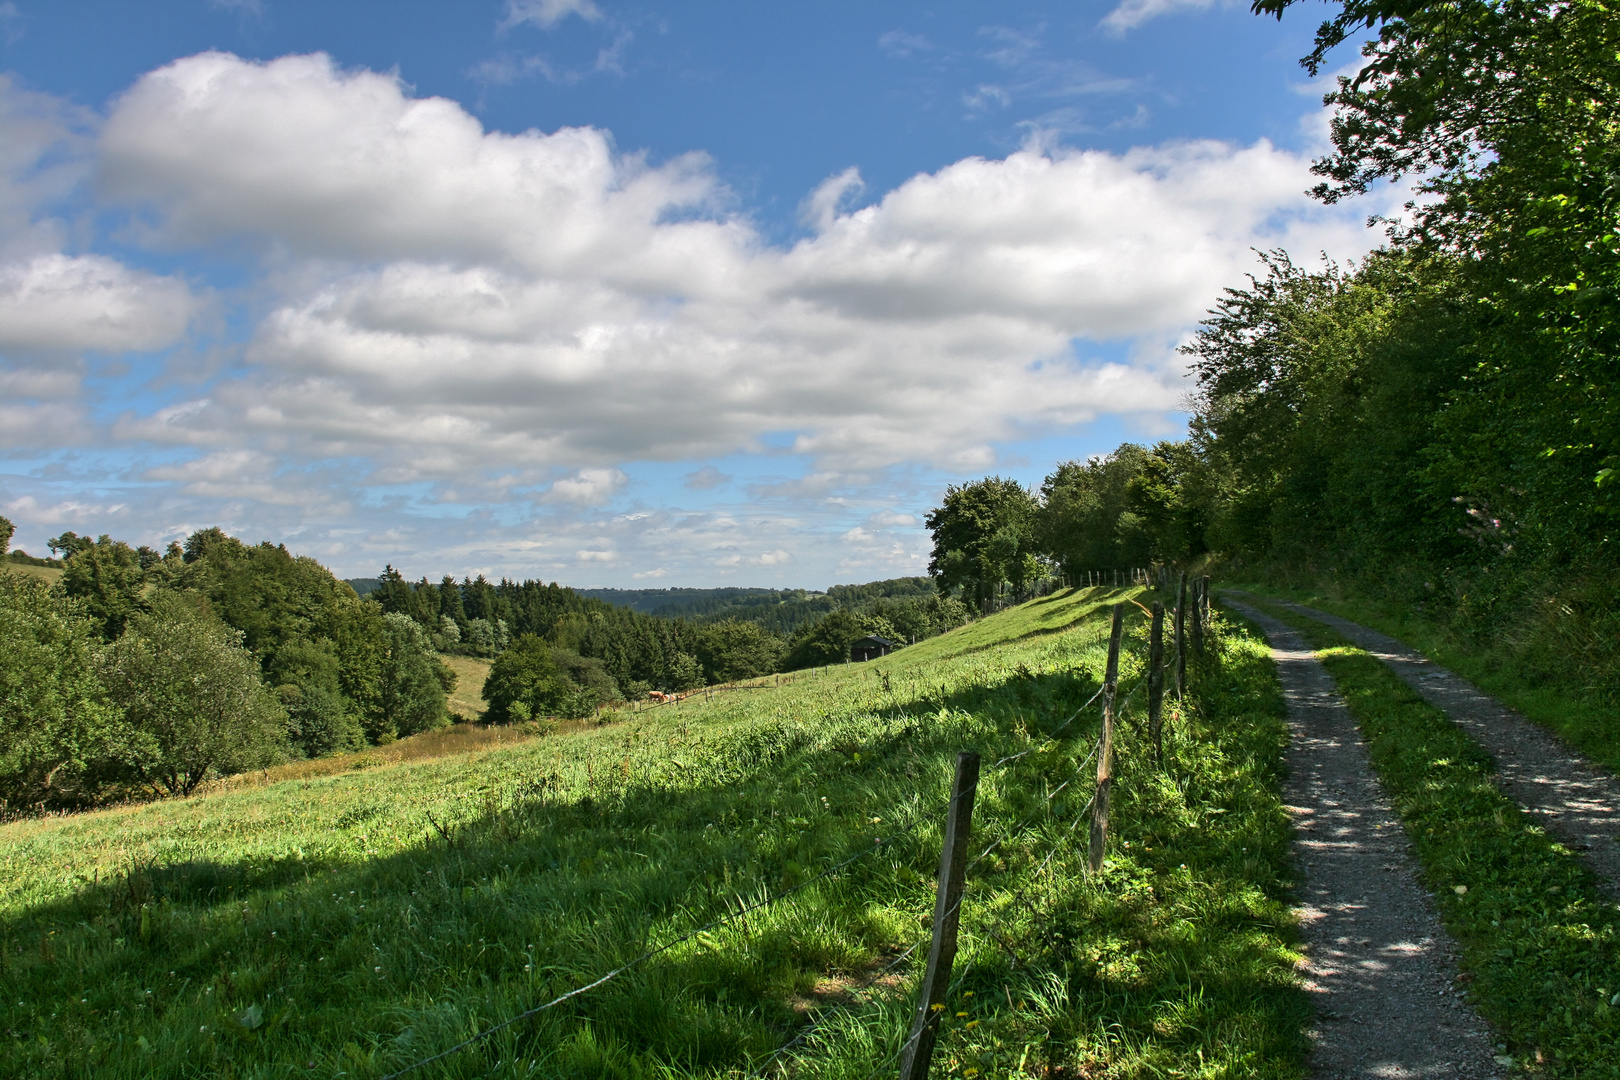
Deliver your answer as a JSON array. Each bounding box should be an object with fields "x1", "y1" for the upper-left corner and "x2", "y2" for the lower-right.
[{"x1": 849, "y1": 635, "x2": 895, "y2": 662}]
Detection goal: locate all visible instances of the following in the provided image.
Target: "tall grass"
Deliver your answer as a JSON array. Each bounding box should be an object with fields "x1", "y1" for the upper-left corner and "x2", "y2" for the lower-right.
[{"x1": 1, "y1": 587, "x2": 1307, "y2": 1078}]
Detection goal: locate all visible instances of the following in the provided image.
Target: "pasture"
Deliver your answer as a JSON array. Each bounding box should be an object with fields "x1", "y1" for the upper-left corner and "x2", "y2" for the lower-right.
[{"x1": 0, "y1": 586, "x2": 1305, "y2": 1078}]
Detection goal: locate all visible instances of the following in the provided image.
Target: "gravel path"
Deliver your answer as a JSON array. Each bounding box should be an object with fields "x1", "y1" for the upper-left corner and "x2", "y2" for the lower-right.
[
  {"x1": 1254, "y1": 596, "x2": 1620, "y2": 898},
  {"x1": 1224, "y1": 598, "x2": 1503, "y2": 1080}
]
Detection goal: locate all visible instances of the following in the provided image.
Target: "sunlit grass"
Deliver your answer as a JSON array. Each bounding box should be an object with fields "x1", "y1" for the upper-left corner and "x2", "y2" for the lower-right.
[{"x1": 1, "y1": 587, "x2": 1308, "y2": 1079}]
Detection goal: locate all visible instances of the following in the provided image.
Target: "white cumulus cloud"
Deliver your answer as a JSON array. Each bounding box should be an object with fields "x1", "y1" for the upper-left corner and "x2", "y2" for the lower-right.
[
  {"x1": 85, "y1": 50, "x2": 1389, "y2": 490},
  {"x1": 0, "y1": 253, "x2": 197, "y2": 353}
]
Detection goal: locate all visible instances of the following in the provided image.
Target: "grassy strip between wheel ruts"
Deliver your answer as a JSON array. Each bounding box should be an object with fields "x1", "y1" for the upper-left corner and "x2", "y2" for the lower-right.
[
  {"x1": 1222, "y1": 578, "x2": 1620, "y2": 777},
  {"x1": 0, "y1": 589, "x2": 1310, "y2": 1080},
  {"x1": 1241, "y1": 599, "x2": 1620, "y2": 1078}
]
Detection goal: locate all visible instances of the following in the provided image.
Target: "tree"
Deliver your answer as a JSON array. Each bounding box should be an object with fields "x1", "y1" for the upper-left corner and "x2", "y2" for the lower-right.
[
  {"x1": 783, "y1": 609, "x2": 866, "y2": 670},
  {"x1": 550, "y1": 648, "x2": 621, "y2": 712},
  {"x1": 373, "y1": 613, "x2": 452, "y2": 741},
  {"x1": 267, "y1": 637, "x2": 366, "y2": 757},
  {"x1": 279, "y1": 683, "x2": 366, "y2": 758},
  {"x1": 46, "y1": 531, "x2": 94, "y2": 559},
  {"x1": 0, "y1": 515, "x2": 13, "y2": 556},
  {"x1": 1125, "y1": 441, "x2": 1215, "y2": 564},
  {"x1": 1037, "y1": 446, "x2": 1153, "y2": 574},
  {"x1": 483, "y1": 634, "x2": 572, "y2": 723},
  {"x1": 1253, "y1": 0, "x2": 1620, "y2": 540},
  {"x1": 696, "y1": 620, "x2": 785, "y2": 683},
  {"x1": 0, "y1": 575, "x2": 123, "y2": 809},
  {"x1": 60, "y1": 535, "x2": 148, "y2": 638},
  {"x1": 925, "y1": 477, "x2": 1038, "y2": 610},
  {"x1": 102, "y1": 594, "x2": 288, "y2": 796}
]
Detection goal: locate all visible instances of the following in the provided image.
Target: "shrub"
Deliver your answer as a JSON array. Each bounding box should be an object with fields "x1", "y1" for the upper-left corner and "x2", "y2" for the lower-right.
[
  {"x1": 0, "y1": 574, "x2": 122, "y2": 809},
  {"x1": 102, "y1": 594, "x2": 288, "y2": 796},
  {"x1": 279, "y1": 683, "x2": 366, "y2": 758},
  {"x1": 483, "y1": 635, "x2": 572, "y2": 723}
]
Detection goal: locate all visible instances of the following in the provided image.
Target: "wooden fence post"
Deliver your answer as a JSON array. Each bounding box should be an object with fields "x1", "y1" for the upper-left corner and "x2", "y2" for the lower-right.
[
  {"x1": 1175, "y1": 572, "x2": 1187, "y2": 700},
  {"x1": 1190, "y1": 577, "x2": 1205, "y2": 656},
  {"x1": 1202, "y1": 575, "x2": 1212, "y2": 622},
  {"x1": 1088, "y1": 604, "x2": 1125, "y2": 875},
  {"x1": 1147, "y1": 601, "x2": 1165, "y2": 766},
  {"x1": 898, "y1": 751, "x2": 981, "y2": 1080}
]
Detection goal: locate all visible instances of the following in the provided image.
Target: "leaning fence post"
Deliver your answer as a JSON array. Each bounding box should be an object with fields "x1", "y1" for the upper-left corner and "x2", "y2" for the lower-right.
[
  {"x1": 1175, "y1": 572, "x2": 1188, "y2": 699},
  {"x1": 898, "y1": 751, "x2": 980, "y2": 1080},
  {"x1": 1147, "y1": 601, "x2": 1165, "y2": 766},
  {"x1": 1088, "y1": 604, "x2": 1125, "y2": 875}
]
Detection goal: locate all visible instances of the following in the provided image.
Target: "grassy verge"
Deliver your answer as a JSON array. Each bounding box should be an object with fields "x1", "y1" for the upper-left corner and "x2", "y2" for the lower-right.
[
  {"x1": 1, "y1": 588, "x2": 1306, "y2": 1079},
  {"x1": 1222, "y1": 579, "x2": 1620, "y2": 775},
  {"x1": 1242, "y1": 599, "x2": 1620, "y2": 1077}
]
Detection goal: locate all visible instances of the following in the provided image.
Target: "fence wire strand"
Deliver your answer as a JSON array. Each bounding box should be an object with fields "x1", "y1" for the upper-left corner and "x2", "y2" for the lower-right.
[
  {"x1": 380, "y1": 839, "x2": 890, "y2": 1079},
  {"x1": 383, "y1": 636, "x2": 1154, "y2": 1080}
]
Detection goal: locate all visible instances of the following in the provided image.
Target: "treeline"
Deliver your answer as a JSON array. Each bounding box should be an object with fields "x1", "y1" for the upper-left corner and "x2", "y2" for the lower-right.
[
  {"x1": 366, "y1": 567, "x2": 778, "y2": 700},
  {"x1": 576, "y1": 578, "x2": 942, "y2": 638},
  {"x1": 1, "y1": 526, "x2": 454, "y2": 812},
  {"x1": 931, "y1": 0, "x2": 1620, "y2": 698},
  {"x1": 574, "y1": 586, "x2": 782, "y2": 618},
  {"x1": 2, "y1": 511, "x2": 985, "y2": 814},
  {"x1": 368, "y1": 570, "x2": 970, "y2": 707}
]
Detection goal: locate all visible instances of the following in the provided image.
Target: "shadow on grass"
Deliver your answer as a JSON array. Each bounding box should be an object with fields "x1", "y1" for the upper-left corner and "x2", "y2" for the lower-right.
[{"x1": 0, "y1": 625, "x2": 1305, "y2": 1080}]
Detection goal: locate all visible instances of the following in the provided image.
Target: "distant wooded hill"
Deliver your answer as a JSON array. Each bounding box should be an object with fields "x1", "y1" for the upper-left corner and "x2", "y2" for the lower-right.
[{"x1": 578, "y1": 577, "x2": 936, "y2": 636}]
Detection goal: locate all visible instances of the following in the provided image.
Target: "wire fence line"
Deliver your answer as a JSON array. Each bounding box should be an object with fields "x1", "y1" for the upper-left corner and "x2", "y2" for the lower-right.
[
  {"x1": 746, "y1": 679, "x2": 1128, "y2": 1079},
  {"x1": 380, "y1": 592, "x2": 1176, "y2": 1080},
  {"x1": 876, "y1": 726, "x2": 1119, "y2": 1078},
  {"x1": 379, "y1": 838, "x2": 892, "y2": 1080}
]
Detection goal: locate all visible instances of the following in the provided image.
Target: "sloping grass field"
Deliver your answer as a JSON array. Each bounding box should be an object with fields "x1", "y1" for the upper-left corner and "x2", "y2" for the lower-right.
[{"x1": 1, "y1": 587, "x2": 1307, "y2": 1079}]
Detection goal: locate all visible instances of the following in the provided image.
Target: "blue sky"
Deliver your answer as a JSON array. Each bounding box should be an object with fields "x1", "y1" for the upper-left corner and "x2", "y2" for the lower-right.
[{"x1": 0, "y1": 0, "x2": 1389, "y2": 586}]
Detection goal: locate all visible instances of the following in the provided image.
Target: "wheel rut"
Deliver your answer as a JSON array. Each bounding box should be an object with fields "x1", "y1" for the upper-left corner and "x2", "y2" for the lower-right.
[
  {"x1": 1224, "y1": 598, "x2": 1503, "y2": 1080},
  {"x1": 1255, "y1": 596, "x2": 1620, "y2": 897}
]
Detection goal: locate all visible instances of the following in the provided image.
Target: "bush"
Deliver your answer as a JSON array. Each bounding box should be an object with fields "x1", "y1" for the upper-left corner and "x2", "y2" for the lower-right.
[
  {"x1": 102, "y1": 594, "x2": 289, "y2": 796},
  {"x1": 551, "y1": 649, "x2": 621, "y2": 707},
  {"x1": 279, "y1": 683, "x2": 366, "y2": 758},
  {"x1": 483, "y1": 635, "x2": 572, "y2": 723},
  {"x1": 0, "y1": 574, "x2": 122, "y2": 809}
]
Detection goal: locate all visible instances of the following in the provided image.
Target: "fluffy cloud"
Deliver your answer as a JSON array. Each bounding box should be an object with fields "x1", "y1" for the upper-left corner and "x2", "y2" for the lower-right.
[
  {"x1": 0, "y1": 254, "x2": 197, "y2": 353},
  {"x1": 100, "y1": 52, "x2": 729, "y2": 280},
  {"x1": 90, "y1": 52, "x2": 1384, "y2": 488},
  {"x1": 0, "y1": 77, "x2": 198, "y2": 359},
  {"x1": 548, "y1": 467, "x2": 628, "y2": 504}
]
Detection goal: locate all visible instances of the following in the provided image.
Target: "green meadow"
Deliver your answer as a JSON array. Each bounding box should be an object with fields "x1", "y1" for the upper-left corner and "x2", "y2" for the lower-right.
[{"x1": 1, "y1": 587, "x2": 1306, "y2": 1079}]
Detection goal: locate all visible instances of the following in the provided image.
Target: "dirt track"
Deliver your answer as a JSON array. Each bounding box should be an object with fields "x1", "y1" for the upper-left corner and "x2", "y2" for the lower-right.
[
  {"x1": 1259, "y1": 597, "x2": 1620, "y2": 898},
  {"x1": 1225, "y1": 598, "x2": 1503, "y2": 1080}
]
